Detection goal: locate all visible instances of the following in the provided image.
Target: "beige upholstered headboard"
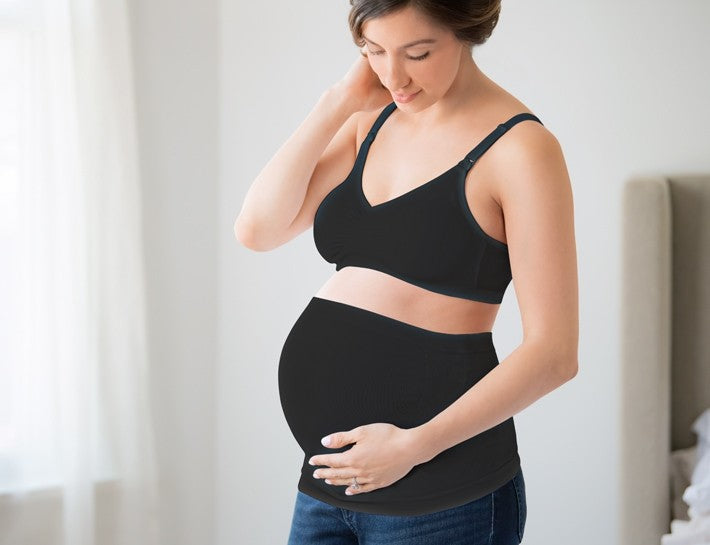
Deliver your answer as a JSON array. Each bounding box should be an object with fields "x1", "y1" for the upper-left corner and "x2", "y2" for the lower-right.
[{"x1": 619, "y1": 175, "x2": 710, "y2": 545}]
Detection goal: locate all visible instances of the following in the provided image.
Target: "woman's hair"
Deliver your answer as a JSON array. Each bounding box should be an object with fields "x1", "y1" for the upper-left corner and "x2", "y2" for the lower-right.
[{"x1": 348, "y1": 0, "x2": 501, "y2": 50}]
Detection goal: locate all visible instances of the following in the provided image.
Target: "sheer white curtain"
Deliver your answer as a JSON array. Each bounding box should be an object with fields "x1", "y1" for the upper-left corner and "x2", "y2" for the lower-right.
[{"x1": 1, "y1": 0, "x2": 162, "y2": 544}]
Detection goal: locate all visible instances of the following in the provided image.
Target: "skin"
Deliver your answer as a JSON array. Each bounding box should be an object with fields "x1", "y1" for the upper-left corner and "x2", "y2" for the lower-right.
[
  {"x1": 312, "y1": 7, "x2": 534, "y2": 335},
  {"x1": 306, "y1": 6, "x2": 579, "y2": 497}
]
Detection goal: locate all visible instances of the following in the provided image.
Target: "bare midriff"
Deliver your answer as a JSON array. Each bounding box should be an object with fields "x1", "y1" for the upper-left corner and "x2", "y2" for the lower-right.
[{"x1": 313, "y1": 266, "x2": 499, "y2": 335}]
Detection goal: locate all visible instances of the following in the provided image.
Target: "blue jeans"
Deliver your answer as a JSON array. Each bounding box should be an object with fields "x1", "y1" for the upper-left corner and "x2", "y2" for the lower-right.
[{"x1": 286, "y1": 467, "x2": 527, "y2": 544}]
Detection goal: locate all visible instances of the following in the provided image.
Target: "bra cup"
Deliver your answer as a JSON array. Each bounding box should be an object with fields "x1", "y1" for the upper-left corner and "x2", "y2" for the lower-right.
[{"x1": 312, "y1": 101, "x2": 541, "y2": 304}]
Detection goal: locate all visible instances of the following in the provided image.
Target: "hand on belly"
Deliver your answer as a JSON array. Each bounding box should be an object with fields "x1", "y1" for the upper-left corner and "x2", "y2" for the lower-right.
[{"x1": 307, "y1": 422, "x2": 422, "y2": 496}]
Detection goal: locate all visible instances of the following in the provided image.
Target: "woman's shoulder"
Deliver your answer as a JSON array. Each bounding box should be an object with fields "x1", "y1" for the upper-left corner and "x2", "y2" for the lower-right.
[
  {"x1": 477, "y1": 89, "x2": 544, "y2": 133},
  {"x1": 476, "y1": 91, "x2": 558, "y2": 160},
  {"x1": 481, "y1": 98, "x2": 566, "y2": 206}
]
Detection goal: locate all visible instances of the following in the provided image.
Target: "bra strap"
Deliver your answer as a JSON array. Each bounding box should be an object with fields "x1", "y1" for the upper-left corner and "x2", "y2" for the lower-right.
[
  {"x1": 462, "y1": 112, "x2": 543, "y2": 171},
  {"x1": 366, "y1": 101, "x2": 398, "y2": 138}
]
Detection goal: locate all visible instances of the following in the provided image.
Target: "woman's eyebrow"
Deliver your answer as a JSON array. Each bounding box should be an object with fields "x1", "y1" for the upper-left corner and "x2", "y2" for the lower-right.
[{"x1": 362, "y1": 35, "x2": 437, "y2": 49}]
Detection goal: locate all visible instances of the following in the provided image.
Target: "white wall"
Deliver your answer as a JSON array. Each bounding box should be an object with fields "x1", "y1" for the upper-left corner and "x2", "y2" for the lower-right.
[
  {"x1": 216, "y1": 1, "x2": 710, "y2": 544},
  {"x1": 128, "y1": 1, "x2": 218, "y2": 544}
]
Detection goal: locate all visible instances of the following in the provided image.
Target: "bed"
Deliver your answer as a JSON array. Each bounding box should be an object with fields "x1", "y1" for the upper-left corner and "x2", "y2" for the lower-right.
[{"x1": 619, "y1": 174, "x2": 710, "y2": 544}]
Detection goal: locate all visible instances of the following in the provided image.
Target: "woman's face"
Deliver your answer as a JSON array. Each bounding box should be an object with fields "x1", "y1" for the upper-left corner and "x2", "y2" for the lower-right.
[{"x1": 360, "y1": 6, "x2": 465, "y2": 111}]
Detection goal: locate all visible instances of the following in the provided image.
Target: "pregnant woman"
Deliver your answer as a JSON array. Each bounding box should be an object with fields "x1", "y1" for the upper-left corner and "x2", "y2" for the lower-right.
[{"x1": 235, "y1": 1, "x2": 578, "y2": 543}]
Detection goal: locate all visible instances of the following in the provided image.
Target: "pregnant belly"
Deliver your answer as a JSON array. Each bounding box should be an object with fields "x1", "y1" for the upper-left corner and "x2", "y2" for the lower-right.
[{"x1": 277, "y1": 297, "x2": 505, "y2": 463}]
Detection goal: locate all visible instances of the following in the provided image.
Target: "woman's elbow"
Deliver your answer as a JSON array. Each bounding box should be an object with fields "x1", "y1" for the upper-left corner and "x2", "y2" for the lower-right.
[
  {"x1": 553, "y1": 349, "x2": 579, "y2": 382},
  {"x1": 234, "y1": 216, "x2": 265, "y2": 251}
]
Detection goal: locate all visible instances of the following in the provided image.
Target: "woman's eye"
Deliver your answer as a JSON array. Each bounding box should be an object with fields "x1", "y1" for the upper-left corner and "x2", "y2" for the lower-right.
[
  {"x1": 408, "y1": 52, "x2": 430, "y2": 61},
  {"x1": 368, "y1": 50, "x2": 430, "y2": 61}
]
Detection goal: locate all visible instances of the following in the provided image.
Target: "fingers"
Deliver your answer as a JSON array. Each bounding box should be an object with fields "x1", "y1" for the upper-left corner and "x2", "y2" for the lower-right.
[
  {"x1": 313, "y1": 468, "x2": 361, "y2": 483},
  {"x1": 345, "y1": 482, "x2": 374, "y2": 495},
  {"x1": 315, "y1": 472, "x2": 375, "y2": 495},
  {"x1": 313, "y1": 468, "x2": 371, "y2": 487}
]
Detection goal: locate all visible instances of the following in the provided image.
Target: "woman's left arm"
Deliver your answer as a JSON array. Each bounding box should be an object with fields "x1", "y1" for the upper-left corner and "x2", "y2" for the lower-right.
[{"x1": 409, "y1": 123, "x2": 579, "y2": 465}]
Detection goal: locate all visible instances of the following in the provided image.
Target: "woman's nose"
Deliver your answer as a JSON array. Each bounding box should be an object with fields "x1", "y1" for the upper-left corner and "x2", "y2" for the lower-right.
[{"x1": 382, "y1": 61, "x2": 410, "y2": 92}]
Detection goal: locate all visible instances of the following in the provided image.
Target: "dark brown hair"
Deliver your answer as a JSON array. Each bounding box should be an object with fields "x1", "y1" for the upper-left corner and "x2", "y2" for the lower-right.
[{"x1": 348, "y1": 0, "x2": 501, "y2": 50}]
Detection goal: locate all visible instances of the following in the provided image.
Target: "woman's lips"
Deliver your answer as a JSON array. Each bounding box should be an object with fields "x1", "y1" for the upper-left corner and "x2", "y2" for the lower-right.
[{"x1": 393, "y1": 90, "x2": 420, "y2": 103}]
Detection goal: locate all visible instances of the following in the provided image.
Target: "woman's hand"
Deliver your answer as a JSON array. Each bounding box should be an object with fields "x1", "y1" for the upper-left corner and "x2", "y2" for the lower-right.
[
  {"x1": 308, "y1": 422, "x2": 422, "y2": 496},
  {"x1": 331, "y1": 48, "x2": 393, "y2": 113}
]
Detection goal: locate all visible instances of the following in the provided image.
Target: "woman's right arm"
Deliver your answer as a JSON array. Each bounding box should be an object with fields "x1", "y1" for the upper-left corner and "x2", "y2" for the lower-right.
[{"x1": 234, "y1": 87, "x2": 360, "y2": 251}]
